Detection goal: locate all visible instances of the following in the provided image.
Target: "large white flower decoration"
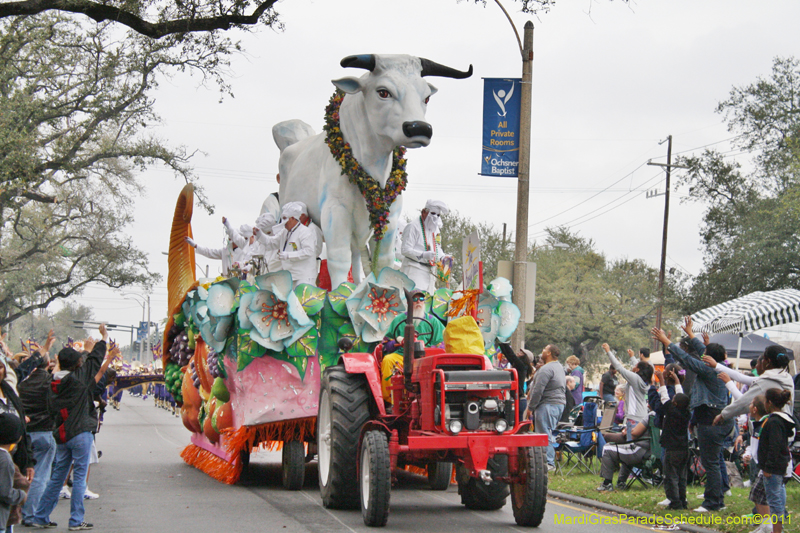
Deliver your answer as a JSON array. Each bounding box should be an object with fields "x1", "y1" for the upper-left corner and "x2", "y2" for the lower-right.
[
  {"x1": 239, "y1": 271, "x2": 314, "y2": 352},
  {"x1": 345, "y1": 267, "x2": 414, "y2": 343}
]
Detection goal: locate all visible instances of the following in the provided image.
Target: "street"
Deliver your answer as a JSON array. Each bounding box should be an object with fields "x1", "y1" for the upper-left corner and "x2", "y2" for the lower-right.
[{"x1": 66, "y1": 400, "x2": 654, "y2": 532}]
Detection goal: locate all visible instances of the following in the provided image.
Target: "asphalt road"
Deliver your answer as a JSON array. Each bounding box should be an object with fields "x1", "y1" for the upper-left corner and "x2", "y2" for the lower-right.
[{"x1": 58, "y1": 399, "x2": 656, "y2": 532}]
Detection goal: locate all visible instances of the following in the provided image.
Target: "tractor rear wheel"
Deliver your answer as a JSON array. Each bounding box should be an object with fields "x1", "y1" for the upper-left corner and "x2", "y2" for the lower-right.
[
  {"x1": 427, "y1": 462, "x2": 453, "y2": 491},
  {"x1": 281, "y1": 440, "x2": 305, "y2": 490},
  {"x1": 456, "y1": 456, "x2": 509, "y2": 510},
  {"x1": 317, "y1": 365, "x2": 371, "y2": 509},
  {"x1": 360, "y1": 430, "x2": 391, "y2": 527},
  {"x1": 511, "y1": 446, "x2": 548, "y2": 526}
]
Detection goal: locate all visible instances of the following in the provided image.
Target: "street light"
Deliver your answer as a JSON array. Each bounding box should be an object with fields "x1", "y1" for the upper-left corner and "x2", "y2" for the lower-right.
[{"x1": 493, "y1": 0, "x2": 534, "y2": 352}]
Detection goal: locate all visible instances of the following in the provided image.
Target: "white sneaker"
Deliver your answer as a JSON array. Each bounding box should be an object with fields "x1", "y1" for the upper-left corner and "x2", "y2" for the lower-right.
[
  {"x1": 725, "y1": 490, "x2": 732, "y2": 497},
  {"x1": 657, "y1": 499, "x2": 671, "y2": 507},
  {"x1": 83, "y1": 488, "x2": 99, "y2": 500},
  {"x1": 694, "y1": 506, "x2": 709, "y2": 513},
  {"x1": 743, "y1": 480, "x2": 751, "y2": 487},
  {"x1": 696, "y1": 493, "x2": 704, "y2": 499},
  {"x1": 59, "y1": 486, "x2": 71, "y2": 499},
  {"x1": 749, "y1": 517, "x2": 772, "y2": 533},
  {"x1": 547, "y1": 464, "x2": 556, "y2": 472}
]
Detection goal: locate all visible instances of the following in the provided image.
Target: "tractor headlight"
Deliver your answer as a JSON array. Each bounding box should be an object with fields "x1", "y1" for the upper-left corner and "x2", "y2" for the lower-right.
[
  {"x1": 494, "y1": 418, "x2": 508, "y2": 433},
  {"x1": 449, "y1": 420, "x2": 463, "y2": 434}
]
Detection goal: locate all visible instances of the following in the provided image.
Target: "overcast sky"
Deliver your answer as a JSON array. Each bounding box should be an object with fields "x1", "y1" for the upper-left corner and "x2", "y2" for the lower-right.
[{"x1": 71, "y1": 0, "x2": 800, "y2": 342}]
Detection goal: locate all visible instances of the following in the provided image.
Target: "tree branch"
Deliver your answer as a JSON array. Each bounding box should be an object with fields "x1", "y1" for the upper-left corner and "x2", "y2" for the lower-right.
[{"x1": 0, "y1": 0, "x2": 280, "y2": 38}]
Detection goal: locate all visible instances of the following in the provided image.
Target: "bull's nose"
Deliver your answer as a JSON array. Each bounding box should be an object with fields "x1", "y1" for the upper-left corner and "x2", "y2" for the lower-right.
[{"x1": 403, "y1": 121, "x2": 433, "y2": 139}]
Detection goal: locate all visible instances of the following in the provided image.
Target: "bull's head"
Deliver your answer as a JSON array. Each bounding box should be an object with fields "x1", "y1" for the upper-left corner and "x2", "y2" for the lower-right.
[{"x1": 332, "y1": 54, "x2": 473, "y2": 149}]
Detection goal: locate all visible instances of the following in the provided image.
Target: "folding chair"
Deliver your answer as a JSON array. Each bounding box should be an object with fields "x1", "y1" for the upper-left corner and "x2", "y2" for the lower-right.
[
  {"x1": 553, "y1": 427, "x2": 600, "y2": 476},
  {"x1": 598, "y1": 405, "x2": 616, "y2": 431},
  {"x1": 623, "y1": 417, "x2": 663, "y2": 489}
]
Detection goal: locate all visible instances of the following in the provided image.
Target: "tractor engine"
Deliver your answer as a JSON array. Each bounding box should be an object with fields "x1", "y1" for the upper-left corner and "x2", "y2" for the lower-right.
[{"x1": 411, "y1": 353, "x2": 519, "y2": 433}]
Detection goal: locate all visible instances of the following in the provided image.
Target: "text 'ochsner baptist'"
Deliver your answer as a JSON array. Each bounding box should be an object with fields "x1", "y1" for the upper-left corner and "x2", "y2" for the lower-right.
[{"x1": 487, "y1": 158, "x2": 518, "y2": 175}]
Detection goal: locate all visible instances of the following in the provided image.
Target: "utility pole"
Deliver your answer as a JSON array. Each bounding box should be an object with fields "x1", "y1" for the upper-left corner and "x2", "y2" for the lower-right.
[
  {"x1": 510, "y1": 21, "x2": 533, "y2": 351},
  {"x1": 646, "y1": 135, "x2": 688, "y2": 345},
  {"x1": 656, "y1": 134, "x2": 672, "y2": 336}
]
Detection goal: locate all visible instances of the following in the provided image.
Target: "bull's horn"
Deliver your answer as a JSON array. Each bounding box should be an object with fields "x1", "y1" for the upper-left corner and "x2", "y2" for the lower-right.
[
  {"x1": 419, "y1": 58, "x2": 473, "y2": 79},
  {"x1": 340, "y1": 54, "x2": 376, "y2": 71}
]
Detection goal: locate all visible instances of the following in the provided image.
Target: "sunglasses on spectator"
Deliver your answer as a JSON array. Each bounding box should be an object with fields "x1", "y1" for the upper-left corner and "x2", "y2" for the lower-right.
[{"x1": 412, "y1": 296, "x2": 426, "y2": 302}]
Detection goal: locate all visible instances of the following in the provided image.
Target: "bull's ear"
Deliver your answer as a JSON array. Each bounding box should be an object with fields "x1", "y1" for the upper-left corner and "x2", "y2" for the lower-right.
[
  {"x1": 427, "y1": 83, "x2": 439, "y2": 97},
  {"x1": 332, "y1": 77, "x2": 364, "y2": 94}
]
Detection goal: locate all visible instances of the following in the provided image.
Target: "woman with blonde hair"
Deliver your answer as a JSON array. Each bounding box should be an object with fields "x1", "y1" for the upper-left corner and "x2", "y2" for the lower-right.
[{"x1": 565, "y1": 355, "x2": 584, "y2": 404}]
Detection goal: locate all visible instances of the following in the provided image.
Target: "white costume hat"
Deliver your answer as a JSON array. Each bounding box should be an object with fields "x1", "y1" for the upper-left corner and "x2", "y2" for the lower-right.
[
  {"x1": 424, "y1": 199, "x2": 449, "y2": 216},
  {"x1": 239, "y1": 224, "x2": 253, "y2": 236},
  {"x1": 255, "y1": 212, "x2": 276, "y2": 232},
  {"x1": 281, "y1": 202, "x2": 304, "y2": 220}
]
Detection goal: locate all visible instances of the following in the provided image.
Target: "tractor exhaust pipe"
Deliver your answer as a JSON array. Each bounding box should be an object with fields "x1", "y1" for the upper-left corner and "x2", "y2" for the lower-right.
[{"x1": 402, "y1": 289, "x2": 422, "y2": 393}]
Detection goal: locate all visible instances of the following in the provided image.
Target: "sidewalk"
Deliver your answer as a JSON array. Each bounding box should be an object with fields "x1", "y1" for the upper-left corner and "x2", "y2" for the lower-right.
[{"x1": 548, "y1": 489, "x2": 722, "y2": 533}]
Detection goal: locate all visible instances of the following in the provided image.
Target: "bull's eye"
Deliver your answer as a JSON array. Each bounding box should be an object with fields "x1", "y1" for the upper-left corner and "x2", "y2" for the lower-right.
[
  {"x1": 424, "y1": 96, "x2": 430, "y2": 104},
  {"x1": 377, "y1": 89, "x2": 392, "y2": 99}
]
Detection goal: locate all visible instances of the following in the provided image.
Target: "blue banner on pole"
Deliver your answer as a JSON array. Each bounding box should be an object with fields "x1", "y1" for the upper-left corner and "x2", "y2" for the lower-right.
[{"x1": 481, "y1": 78, "x2": 521, "y2": 177}]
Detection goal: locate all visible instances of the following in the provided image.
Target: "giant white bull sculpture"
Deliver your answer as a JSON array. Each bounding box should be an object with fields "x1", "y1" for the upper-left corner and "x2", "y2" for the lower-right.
[{"x1": 275, "y1": 54, "x2": 472, "y2": 289}]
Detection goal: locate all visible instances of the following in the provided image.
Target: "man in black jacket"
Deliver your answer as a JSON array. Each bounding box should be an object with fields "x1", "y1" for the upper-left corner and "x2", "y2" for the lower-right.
[
  {"x1": 31, "y1": 324, "x2": 110, "y2": 531},
  {"x1": 18, "y1": 334, "x2": 57, "y2": 527}
]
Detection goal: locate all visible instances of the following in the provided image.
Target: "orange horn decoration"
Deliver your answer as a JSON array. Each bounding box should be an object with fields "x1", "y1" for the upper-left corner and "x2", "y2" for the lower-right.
[{"x1": 163, "y1": 184, "x2": 198, "y2": 368}]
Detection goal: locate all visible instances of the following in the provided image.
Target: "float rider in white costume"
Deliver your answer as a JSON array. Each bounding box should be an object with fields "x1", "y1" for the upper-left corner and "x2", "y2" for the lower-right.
[
  {"x1": 400, "y1": 200, "x2": 451, "y2": 293},
  {"x1": 185, "y1": 217, "x2": 250, "y2": 277},
  {"x1": 276, "y1": 202, "x2": 318, "y2": 287},
  {"x1": 252, "y1": 212, "x2": 283, "y2": 273},
  {"x1": 297, "y1": 202, "x2": 325, "y2": 259},
  {"x1": 222, "y1": 218, "x2": 257, "y2": 272}
]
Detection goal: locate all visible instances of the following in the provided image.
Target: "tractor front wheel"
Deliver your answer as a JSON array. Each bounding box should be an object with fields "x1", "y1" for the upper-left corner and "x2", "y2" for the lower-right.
[
  {"x1": 456, "y1": 456, "x2": 509, "y2": 510},
  {"x1": 427, "y1": 462, "x2": 453, "y2": 491},
  {"x1": 511, "y1": 446, "x2": 548, "y2": 526},
  {"x1": 281, "y1": 440, "x2": 305, "y2": 490},
  {"x1": 317, "y1": 366, "x2": 371, "y2": 509},
  {"x1": 360, "y1": 430, "x2": 391, "y2": 527}
]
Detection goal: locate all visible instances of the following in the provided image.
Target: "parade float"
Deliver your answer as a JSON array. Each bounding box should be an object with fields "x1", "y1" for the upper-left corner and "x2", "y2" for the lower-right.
[
  {"x1": 162, "y1": 55, "x2": 524, "y2": 489},
  {"x1": 163, "y1": 184, "x2": 523, "y2": 486}
]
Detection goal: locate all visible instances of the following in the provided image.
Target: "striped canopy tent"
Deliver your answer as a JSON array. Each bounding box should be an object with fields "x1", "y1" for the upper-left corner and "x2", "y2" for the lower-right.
[{"x1": 691, "y1": 288, "x2": 800, "y2": 363}]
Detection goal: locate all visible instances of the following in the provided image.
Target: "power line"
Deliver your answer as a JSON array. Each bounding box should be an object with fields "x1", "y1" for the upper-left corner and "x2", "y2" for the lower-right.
[{"x1": 528, "y1": 170, "x2": 665, "y2": 239}]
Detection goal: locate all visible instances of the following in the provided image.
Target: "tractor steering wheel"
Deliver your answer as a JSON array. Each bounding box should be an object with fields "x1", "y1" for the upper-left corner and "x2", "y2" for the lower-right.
[{"x1": 410, "y1": 316, "x2": 434, "y2": 345}]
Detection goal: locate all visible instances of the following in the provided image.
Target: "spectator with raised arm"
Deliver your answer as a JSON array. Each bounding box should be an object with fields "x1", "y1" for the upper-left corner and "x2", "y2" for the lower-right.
[
  {"x1": 652, "y1": 317, "x2": 732, "y2": 513},
  {"x1": 31, "y1": 324, "x2": 115, "y2": 531},
  {"x1": 602, "y1": 343, "x2": 652, "y2": 441},
  {"x1": 701, "y1": 345, "x2": 794, "y2": 425},
  {"x1": 654, "y1": 368, "x2": 690, "y2": 510}
]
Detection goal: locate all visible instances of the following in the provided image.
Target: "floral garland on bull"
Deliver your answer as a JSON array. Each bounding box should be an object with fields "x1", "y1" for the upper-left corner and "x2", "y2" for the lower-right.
[{"x1": 323, "y1": 89, "x2": 407, "y2": 266}]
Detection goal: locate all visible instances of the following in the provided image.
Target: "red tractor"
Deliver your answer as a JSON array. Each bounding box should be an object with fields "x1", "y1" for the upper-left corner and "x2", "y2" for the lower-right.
[{"x1": 316, "y1": 290, "x2": 549, "y2": 527}]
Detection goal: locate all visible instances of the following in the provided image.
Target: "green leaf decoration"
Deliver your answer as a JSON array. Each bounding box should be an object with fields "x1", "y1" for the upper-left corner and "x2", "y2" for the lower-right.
[
  {"x1": 431, "y1": 288, "x2": 453, "y2": 322},
  {"x1": 236, "y1": 330, "x2": 267, "y2": 372},
  {"x1": 327, "y1": 282, "x2": 356, "y2": 316},
  {"x1": 286, "y1": 327, "x2": 318, "y2": 358},
  {"x1": 294, "y1": 284, "x2": 327, "y2": 317},
  {"x1": 337, "y1": 321, "x2": 374, "y2": 353},
  {"x1": 267, "y1": 349, "x2": 308, "y2": 381},
  {"x1": 318, "y1": 301, "x2": 346, "y2": 371},
  {"x1": 234, "y1": 279, "x2": 259, "y2": 309}
]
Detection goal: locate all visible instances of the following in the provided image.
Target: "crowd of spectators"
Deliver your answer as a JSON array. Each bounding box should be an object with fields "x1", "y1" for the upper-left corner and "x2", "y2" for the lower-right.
[
  {"x1": 509, "y1": 315, "x2": 797, "y2": 533},
  {"x1": 0, "y1": 325, "x2": 116, "y2": 531}
]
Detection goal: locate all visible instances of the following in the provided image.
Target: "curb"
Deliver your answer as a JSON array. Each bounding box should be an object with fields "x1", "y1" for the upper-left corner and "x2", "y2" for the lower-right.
[{"x1": 547, "y1": 490, "x2": 722, "y2": 533}]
